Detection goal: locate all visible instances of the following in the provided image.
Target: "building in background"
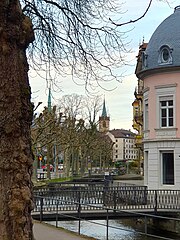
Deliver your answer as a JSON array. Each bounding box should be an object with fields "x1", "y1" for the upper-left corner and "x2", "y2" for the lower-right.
[
  {"x1": 136, "y1": 6, "x2": 180, "y2": 190},
  {"x1": 106, "y1": 129, "x2": 138, "y2": 168},
  {"x1": 132, "y1": 42, "x2": 147, "y2": 175},
  {"x1": 99, "y1": 98, "x2": 138, "y2": 171}
]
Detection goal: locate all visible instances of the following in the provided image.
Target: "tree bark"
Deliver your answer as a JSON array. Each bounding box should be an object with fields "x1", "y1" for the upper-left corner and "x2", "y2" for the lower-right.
[{"x1": 0, "y1": 1, "x2": 34, "y2": 239}]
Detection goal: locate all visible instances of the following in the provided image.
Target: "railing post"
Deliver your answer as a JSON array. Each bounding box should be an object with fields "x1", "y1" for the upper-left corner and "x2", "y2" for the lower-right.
[
  {"x1": 78, "y1": 191, "x2": 81, "y2": 235},
  {"x1": 106, "y1": 208, "x2": 109, "y2": 240},
  {"x1": 113, "y1": 190, "x2": 116, "y2": 212},
  {"x1": 56, "y1": 199, "x2": 58, "y2": 228},
  {"x1": 103, "y1": 186, "x2": 106, "y2": 206},
  {"x1": 154, "y1": 190, "x2": 157, "y2": 214},
  {"x1": 40, "y1": 197, "x2": 43, "y2": 222}
]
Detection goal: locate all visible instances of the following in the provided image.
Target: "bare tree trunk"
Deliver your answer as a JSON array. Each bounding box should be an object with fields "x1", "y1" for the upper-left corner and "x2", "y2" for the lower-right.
[
  {"x1": 64, "y1": 149, "x2": 70, "y2": 177},
  {"x1": 46, "y1": 144, "x2": 51, "y2": 179},
  {"x1": 0, "y1": 1, "x2": 34, "y2": 239}
]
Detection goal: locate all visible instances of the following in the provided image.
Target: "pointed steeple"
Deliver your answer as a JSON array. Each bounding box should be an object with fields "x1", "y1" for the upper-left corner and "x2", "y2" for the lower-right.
[
  {"x1": 48, "y1": 87, "x2": 51, "y2": 112},
  {"x1": 102, "y1": 99, "x2": 107, "y2": 117},
  {"x1": 99, "y1": 98, "x2": 110, "y2": 133}
]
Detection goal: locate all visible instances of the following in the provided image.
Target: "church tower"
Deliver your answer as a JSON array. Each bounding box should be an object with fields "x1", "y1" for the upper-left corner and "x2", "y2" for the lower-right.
[{"x1": 99, "y1": 99, "x2": 110, "y2": 133}]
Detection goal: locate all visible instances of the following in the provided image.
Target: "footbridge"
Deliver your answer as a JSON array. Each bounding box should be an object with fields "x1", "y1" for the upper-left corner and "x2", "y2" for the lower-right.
[{"x1": 32, "y1": 182, "x2": 179, "y2": 221}]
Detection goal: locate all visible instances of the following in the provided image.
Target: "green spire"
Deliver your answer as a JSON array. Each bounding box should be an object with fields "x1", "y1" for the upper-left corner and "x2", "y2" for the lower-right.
[
  {"x1": 48, "y1": 87, "x2": 51, "y2": 112},
  {"x1": 102, "y1": 99, "x2": 107, "y2": 117}
]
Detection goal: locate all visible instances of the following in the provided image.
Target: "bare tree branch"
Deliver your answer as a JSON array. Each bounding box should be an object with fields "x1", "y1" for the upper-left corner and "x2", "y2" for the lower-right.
[
  {"x1": 109, "y1": 0, "x2": 153, "y2": 27},
  {"x1": 20, "y1": 0, "x2": 130, "y2": 89}
]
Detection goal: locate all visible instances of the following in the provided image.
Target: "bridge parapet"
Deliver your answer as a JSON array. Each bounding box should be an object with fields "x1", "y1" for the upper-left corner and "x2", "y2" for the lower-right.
[{"x1": 33, "y1": 187, "x2": 179, "y2": 213}]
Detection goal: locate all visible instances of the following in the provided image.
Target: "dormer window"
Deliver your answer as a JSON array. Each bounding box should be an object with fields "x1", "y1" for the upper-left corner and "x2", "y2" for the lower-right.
[
  {"x1": 158, "y1": 45, "x2": 173, "y2": 65},
  {"x1": 162, "y1": 48, "x2": 169, "y2": 62},
  {"x1": 141, "y1": 51, "x2": 148, "y2": 69}
]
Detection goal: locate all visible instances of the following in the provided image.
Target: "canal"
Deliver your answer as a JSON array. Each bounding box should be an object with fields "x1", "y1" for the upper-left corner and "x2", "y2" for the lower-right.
[{"x1": 46, "y1": 218, "x2": 179, "y2": 240}]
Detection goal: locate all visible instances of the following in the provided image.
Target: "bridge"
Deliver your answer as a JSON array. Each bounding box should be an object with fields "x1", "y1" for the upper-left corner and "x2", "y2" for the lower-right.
[{"x1": 32, "y1": 182, "x2": 179, "y2": 222}]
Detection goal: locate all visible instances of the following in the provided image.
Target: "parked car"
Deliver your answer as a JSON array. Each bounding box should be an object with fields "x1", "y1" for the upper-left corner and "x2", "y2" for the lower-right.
[
  {"x1": 110, "y1": 169, "x2": 119, "y2": 175},
  {"x1": 58, "y1": 164, "x2": 63, "y2": 170}
]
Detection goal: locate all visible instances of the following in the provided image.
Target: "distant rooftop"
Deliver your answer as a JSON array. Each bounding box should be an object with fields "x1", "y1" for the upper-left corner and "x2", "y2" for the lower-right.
[{"x1": 109, "y1": 129, "x2": 135, "y2": 138}]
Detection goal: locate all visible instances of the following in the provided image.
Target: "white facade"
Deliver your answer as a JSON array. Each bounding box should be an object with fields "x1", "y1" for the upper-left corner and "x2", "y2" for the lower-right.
[
  {"x1": 106, "y1": 129, "x2": 138, "y2": 163},
  {"x1": 144, "y1": 140, "x2": 180, "y2": 190}
]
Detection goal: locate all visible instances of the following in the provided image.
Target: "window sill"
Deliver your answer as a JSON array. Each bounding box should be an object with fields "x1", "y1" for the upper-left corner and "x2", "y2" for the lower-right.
[
  {"x1": 143, "y1": 130, "x2": 150, "y2": 139},
  {"x1": 155, "y1": 127, "x2": 177, "y2": 138},
  {"x1": 155, "y1": 127, "x2": 177, "y2": 130}
]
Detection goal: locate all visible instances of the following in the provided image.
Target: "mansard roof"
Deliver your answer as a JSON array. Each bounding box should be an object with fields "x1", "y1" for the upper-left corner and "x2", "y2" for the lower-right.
[{"x1": 138, "y1": 6, "x2": 180, "y2": 78}]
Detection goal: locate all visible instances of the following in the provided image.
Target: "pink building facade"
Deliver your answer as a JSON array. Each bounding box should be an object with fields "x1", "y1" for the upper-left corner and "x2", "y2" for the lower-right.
[{"x1": 137, "y1": 6, "x2": 180, "y2": 190}]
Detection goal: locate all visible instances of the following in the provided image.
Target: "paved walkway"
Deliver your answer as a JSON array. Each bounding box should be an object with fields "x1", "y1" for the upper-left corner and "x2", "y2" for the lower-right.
[
  {"x1": 33, "y1": 221, "x2": 95, "y2": 240},
  {"x1": 114, "y1": 173, "x2": 144, "y2": 186}
]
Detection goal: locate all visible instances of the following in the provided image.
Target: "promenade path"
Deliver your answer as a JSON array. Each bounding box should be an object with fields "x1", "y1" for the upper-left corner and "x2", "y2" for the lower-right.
[
  {"x1": 33, "y1": 221, "x2": 95, "y2": 240},
  {"x1": 114, "y1": 173, "x2": 144, "y2": 186}
]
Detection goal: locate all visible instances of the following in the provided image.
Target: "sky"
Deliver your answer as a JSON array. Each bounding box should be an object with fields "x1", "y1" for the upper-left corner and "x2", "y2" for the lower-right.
[{"x1": 30, "y1": 0, "x2": 180, "y2": 131}]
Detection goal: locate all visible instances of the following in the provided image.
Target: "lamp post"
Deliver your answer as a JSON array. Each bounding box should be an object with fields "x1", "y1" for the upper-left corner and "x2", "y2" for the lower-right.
[{"x1": 32, "y1": 102, "x2": 42, "y2": 181}]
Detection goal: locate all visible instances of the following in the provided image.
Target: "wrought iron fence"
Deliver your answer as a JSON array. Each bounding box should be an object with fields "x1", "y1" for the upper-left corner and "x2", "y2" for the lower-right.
[
  {"x1": 32, "y1": 194, "x2": 180, "y2": 240},
  {"x1": 33, "y1": 187, "x2": 180, "y2": 212}
]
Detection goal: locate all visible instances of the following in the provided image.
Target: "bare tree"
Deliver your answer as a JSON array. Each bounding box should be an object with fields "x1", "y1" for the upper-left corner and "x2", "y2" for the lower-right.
[
  {"x1": 58, "y1": 93, "x2": 84, "y2": 119},
  {"x1": 22, "y1": 0, "x2": 131, "y2": 90},
  {"x1": 32, "y1": 106, "x2": 59, "y2": 178},
  {"x1": 84, "y1": 95, "x2": 102, "y2": 127}
]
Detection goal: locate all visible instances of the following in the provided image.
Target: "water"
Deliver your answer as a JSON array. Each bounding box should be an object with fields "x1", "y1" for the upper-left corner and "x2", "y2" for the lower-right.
[{"x1": 47, "y1": 219, "x2": 179, "y2": 240}]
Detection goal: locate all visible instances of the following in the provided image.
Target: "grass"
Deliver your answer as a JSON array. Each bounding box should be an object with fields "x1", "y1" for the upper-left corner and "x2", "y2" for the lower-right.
[{"x1": 33, "y1": 176, "x2": 75, "y2": 187}]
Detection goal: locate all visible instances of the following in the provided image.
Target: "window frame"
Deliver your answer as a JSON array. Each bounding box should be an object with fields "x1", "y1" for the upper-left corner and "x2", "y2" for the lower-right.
[
  {"x1": 158, "y1": 45, "x2": 173, "y2": 65},
  {"x1": 143, "y1": 88, "x2": 149, "y2": 132},
  {"x1": 160, "y1": 151, "x2": 174, "y2": 185},
  {"x1": 144, "y1": 100, "x2": 149, "y2": 130},
  {"x1": 142, "y1": 51, "x2": 148, "y2": 69},
  {"x1": 155, "y1": 84, "x2": 176, "y2": 130},
  {"x1": 160, "y1": 97, "x2": 174, "y2": 128}
]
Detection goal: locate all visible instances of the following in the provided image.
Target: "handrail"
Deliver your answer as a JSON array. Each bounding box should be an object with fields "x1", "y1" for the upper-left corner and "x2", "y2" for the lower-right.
[{"x1": 33, "y1": 188, "x2": 179, "y2": 212}]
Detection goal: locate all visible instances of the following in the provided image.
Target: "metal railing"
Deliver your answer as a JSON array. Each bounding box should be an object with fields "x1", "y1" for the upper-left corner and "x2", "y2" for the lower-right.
[
  {"x1": 33, "y1": 187, "x2": 179, "y2": 212},
  {"x1": 32, "y1": 195, "x2": 180, "y2": 240}
]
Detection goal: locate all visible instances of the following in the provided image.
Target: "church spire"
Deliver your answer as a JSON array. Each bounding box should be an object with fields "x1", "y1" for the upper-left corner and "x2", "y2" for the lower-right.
[
  {"x1": 99, "y1": 98, "x2": 110, "y2": 133},
  {"x1": 48, "y1": 87, "x2": 51, "y2": 112},
  {"x1": 102, "y1": 98, "x2": 107, "y2": 117}
]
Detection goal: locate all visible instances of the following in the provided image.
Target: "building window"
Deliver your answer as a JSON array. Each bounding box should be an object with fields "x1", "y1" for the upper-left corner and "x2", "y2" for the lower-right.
[
  {"x1": 161, "y1": 151, "x2": 174, "y2": 185},
  {"x1": 142, "y1": 51, "x2": 148, "y2": 69},
  {"x1": 144, "y1": 100, "x2": 148, "y2": 130},
  {"x1": 160, "y1": 99, "x2": 173, "y2": 127},
  {"x1": 158, "y1": 45, "x2": 173, "y2": 65},
  {"x1": 156, "y1": 84, "x2": 176, "y2": 130},
  {"x1": 162, "y1": 48, "x2": 169, "y2": 62}
]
